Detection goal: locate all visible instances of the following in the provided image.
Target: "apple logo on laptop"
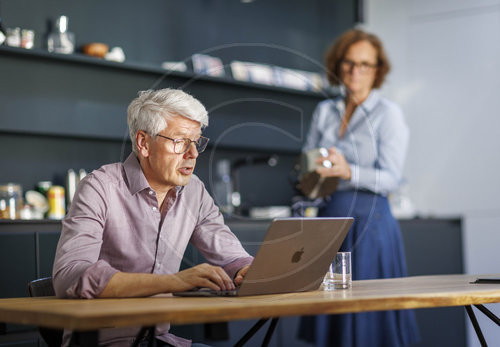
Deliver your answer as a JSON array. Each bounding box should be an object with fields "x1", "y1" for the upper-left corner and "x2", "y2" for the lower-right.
[{"x1": 291, "y1": 247, "x2": 304, "y2": 263}]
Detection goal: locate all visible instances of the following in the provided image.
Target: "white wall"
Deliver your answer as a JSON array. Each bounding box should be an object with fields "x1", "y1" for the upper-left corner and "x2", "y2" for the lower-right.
[{"x1": 363, "y1": 0, "x2": 500, "y2": 346}]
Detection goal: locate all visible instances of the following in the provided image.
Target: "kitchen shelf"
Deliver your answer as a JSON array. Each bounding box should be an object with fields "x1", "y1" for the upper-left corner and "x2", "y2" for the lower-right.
[
  {"x1": 0, "y1": 128, "x2": 300, "y2": 155},
  {"x1": 0, "y1": 45, "x2": 334, "y2": 100},
  {"x1": 0, "y1": 43, "x2": 324, "y2": 205},
  {"x1": 0, "y1": 219, "x2": 61, "y2": 233},
  {"x1": 0, "y1": 45, "x2": 332, "y2": 156},
  {"x1": 0, "y1": 219, "x2": 61, "y2": 225}
]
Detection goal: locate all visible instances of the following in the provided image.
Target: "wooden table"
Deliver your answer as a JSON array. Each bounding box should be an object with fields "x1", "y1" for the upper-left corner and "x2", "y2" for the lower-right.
[{"x1": 1, "y1": 274, "x2": 499, "y2": 346}]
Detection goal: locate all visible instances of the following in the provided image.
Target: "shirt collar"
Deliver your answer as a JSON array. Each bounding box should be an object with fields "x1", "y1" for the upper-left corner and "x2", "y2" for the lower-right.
[
  {"x1": 123, "y1": 153, "x2": 186, "y2": 196},
  {"x1": 335, "y1": 89, "x2": 380, "y2": 114},
  {"x1": 360, "y1": 89, "x2": 381, "y2": 113},
  {"x1": 123, "y1": 153, "x2": 151, "y2": 195}
]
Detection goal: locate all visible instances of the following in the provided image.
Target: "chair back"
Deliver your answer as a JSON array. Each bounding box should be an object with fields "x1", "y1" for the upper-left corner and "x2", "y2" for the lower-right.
[
  {"x1": 27, "y1": 277, "x2": 63, "y2": 347},
  {"x1": 28, "y1": 277, "x2": 56, "y2": 297}
]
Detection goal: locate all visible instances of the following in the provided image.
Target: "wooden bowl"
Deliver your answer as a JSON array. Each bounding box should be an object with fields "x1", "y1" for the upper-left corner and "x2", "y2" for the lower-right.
[{"x1": 82, "y1": 43, "x2": 109, "y2": 58}]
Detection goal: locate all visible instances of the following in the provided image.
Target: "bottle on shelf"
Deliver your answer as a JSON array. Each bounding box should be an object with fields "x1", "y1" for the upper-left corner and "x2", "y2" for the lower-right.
[
  {"x1": 213, "y1": 159, "x2": 234, "y2": 215},
  {"x1": 66, "y1": 169, "x2": 77, "y2": 210},
  {"x1": 47, "y1": 15, "x2": 75, "y2": 54}
]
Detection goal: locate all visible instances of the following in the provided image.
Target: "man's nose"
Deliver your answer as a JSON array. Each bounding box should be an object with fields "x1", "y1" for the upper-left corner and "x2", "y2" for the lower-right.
[{"x1": 184, "y1": 142, "x2": 199, "y2": 159}]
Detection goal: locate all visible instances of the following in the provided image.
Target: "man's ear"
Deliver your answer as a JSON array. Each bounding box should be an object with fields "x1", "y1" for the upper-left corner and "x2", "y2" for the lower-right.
[{"x1": 136, "y1": 131, "x2": 150, "y2": 158}]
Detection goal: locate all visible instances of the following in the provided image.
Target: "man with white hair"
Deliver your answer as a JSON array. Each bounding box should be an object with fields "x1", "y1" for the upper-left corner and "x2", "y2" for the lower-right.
[{"x1": 53, "y1": 88, "x2": 253, "y2": 346}]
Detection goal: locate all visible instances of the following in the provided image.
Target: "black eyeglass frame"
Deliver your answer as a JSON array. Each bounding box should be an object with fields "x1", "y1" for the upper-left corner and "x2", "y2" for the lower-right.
[
  {"x1": 341, "y1": 59, "x2": 379, "y2": 73},
  {"x1": 155, "y1": 134, "x2": 210, "y2": 154}
]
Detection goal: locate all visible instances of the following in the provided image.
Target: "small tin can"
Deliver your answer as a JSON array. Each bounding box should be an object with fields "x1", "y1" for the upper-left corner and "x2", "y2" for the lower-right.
[{"x1": 47, "y1": 185, "x2": 66, "y2": 220}]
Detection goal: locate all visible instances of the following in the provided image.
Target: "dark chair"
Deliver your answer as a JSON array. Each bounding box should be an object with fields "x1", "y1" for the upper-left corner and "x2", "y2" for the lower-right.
[{"x1": 27, "y1": 277, "x2": 63, "y2": 347}]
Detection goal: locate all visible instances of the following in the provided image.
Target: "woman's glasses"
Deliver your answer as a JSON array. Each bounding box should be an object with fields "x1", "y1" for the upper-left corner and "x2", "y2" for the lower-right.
[{"x1": 341, "y1": 59, "x2": 378, "y2": 74}]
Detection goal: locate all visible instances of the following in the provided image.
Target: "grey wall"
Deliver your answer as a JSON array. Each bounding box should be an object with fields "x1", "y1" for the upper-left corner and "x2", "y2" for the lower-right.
[
  {"x1": 0, "y1": 0, "x2": 355, "y2": 209},
  {"x1": 363, "y1": 0, "x2": 500, "y2": 345},
  {"x1": 0, "y1": 0, "x2": 354, "y2": 70}
]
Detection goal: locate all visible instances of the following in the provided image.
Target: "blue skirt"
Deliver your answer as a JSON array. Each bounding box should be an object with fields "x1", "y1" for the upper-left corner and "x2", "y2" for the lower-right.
[{"x1": 299, "y1": 190, "x2": 420, "y2": 347}]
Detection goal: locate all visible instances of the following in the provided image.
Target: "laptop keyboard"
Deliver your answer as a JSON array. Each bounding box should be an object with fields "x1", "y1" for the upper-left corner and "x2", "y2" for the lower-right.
[
  {"x1": 173, "y1": 287, "x2": 238, "y2": 297},
  {"x1": 198, "y1": 287, "x2": 238, "y2": 296}
]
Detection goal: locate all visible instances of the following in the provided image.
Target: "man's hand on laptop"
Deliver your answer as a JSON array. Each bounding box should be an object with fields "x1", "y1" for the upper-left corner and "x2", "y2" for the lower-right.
[
  {"x1": 173, "y1": 263, "x2": 235, "y2": 292},
  {"x1": 234, "y1": 265, "x2": 250, "y2": 286}
]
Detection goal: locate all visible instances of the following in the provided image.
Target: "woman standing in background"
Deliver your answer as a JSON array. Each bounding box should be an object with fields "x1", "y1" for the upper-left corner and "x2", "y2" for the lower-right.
[{"x1": 299, "y1": 29, "x2": 420, "y2": 346}]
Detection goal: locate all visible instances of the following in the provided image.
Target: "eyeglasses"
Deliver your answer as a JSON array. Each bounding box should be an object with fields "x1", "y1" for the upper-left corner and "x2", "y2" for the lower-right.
[
  {"x1": 341, "y1": 59, "x2": 378, "y2": 74},
  {"x1": 156, "y1": 134, "x2": 210, "y2": 154}
]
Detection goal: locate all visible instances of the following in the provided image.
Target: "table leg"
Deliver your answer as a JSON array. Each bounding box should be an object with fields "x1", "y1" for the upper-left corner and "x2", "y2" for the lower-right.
[
  {"x1": 234, "y1": 318, "x2": 269, "y2": 347},
  {"x1": 465, "y1": 306, "x2": 487, "y2": 347},
  {"x1": 474, "y1": 304, "x2": 500, "y2": 326},
  {"x1": 234, "y1": 318, "x2": 280, "y2": 347},
  {"x1": 261, "y1": 318, "x2": 279, "y2": 347}
]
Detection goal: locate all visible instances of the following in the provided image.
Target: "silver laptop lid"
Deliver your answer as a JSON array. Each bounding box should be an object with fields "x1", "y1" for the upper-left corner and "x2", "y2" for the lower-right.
[{"x1": 237, "y1": 217, "x2": 353, "y2": 296}]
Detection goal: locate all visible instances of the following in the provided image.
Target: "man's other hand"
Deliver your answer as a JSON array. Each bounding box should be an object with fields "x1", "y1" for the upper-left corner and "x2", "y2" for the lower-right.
[
  {"x1": 234, "y1": 265, "x2": 250, "y2": 286},
  {"x1": 172, "y1": 263, "x2": 235, "y2": 292}
]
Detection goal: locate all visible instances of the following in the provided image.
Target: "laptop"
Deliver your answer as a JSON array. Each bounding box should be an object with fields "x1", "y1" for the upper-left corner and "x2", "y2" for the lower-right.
[{"x1": 173, "y1": 217, "x2": 353, "y2": 297}]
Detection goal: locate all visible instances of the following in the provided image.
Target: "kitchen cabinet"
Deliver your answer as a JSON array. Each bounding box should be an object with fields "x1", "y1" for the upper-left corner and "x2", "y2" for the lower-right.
[
  {"x1": 0, "y1": 220, "x2": 61, "y2": 346},
  {"x1": 399, "y1": 218, "x2": 465, "y2": 347},
  {"x1": 0, "y1": 218, "x2": 464, "y2": 346},
  {"x1": 223, "y1": 217, "x2": 465, "y2": 347}
]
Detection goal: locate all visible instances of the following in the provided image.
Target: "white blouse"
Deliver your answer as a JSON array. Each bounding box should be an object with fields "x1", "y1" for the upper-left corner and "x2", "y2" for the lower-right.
[{"x1": 303, "y1": 90, "x2": 409, "y2": 196}]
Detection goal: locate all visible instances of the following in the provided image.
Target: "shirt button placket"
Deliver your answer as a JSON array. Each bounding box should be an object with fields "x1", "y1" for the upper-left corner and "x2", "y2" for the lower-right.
[{"x1": 147, "y1": 190, "x2": 158, "y2": 213}]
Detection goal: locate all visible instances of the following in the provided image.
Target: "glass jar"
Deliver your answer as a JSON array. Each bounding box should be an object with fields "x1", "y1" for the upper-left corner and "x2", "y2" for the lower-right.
[
  {"x1": 0, "y1": 183, "x2": 23, "y2": 219},
  {"x1": 47, "y1": 16, "x2": 75, "y2": 54}
]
